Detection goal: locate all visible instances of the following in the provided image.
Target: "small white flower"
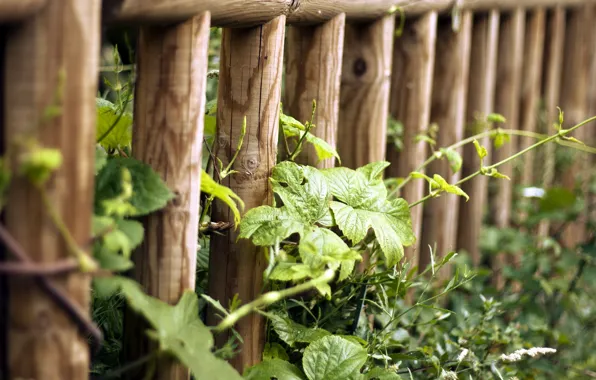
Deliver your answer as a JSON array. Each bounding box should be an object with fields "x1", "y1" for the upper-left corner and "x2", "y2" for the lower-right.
[
  {"x1": 500, "y1": 347, "x2": 557, "y2": 362},
  {"x1": 457, "y1": 348, "x2": 469, "y2": 363},
  {"x1": 440, "y1": 369, "x2": 458, "y2": 380},
  {"x1": 522, "y1": 187, "x2": 546, "y2": 198}
]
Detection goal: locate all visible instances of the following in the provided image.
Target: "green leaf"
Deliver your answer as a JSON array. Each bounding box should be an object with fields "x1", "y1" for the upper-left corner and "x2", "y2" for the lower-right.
[
  {"x1": 18, "y1": 147, "x2": 63, "y2": 186},
  {"x1": 263, "y1": 343, "x2": 290, "y2": 361},
  {"x1": 239, "y1": 206, "x2": 305, "y2": 246},
  {"x1": 485, "y1": 168, "x2": 510, "y2": 180},
  {"x1": 95, "y1": 157, "x2": 174, "y2": 216},
  {"x1": 96, "y1": 97, "x2": 133, "y2": 149},
  {"x1": 201, "y1": 169, "x2": 244, "y2": 226},
  {"x1": 267, "y1": 312, "x2": 331, "y2": 346},
  {"x1": 94, "y1": 247, "x2": 134, "y2": 271},
  {"x1": 487, "y1": 113, "x2": 506, "y2": 124},
  {"x1": 117, "y1": 278, "x2": 243, "y2": 380},
  {"x1": 115, "y1": 219, "x2": 144, "y2": 254},
  {"x1": 322, "y1": 166, "x2": 386, "y2": 209},
  {"x1": 365, "y1": 368, "x2": 401, "y2": 379},
  {"x1": 356, "y1": 161, "x2": 390, "y2": 182},
  {"x1": 492, "y1": 130, "x2": 510, "y2": 148},
  {"x1": 439, "y1": 148, "x2": 462, "y2": 173},
  {"x1": 431, "y1": 174, "x2": 469, "y2": 201},
  {"x1": 95, "y1": 146, "x2": 108, "y2": 174},
  {"x1": 244, "y1": 359, "x2": 306, "y2": 380},
  {"x1": 473, "y1": 139, "x2": 487, "y2": 160},
  {"x1": 281, "y1": 115, "x2": 341, "y2": 164},
  {"x1": 302, "y1": 336, "x2": 367, "y2": 380},
  {"x1": 299, "y1": 227, "x2": 359, "y2": 269},
  {"x1": 539, "y1": 187, "x2": 576, "y2": 212}
]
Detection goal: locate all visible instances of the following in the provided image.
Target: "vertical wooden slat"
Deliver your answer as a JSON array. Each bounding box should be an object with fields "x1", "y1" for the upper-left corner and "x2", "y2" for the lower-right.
[
  {"x1": 420, "y1": 12, "x2": 472, "y2": 277},
  {"x1": 537, "y1": 7, "x2": 566, "y2": 238},
  {"x1": 519, "y1": 9, "x2": 546, "y2": 188},
  {"x1": 208, "y1": 16, "x2": 286, "y2": 372},
  {"x1": 285, "y1": 14, "x2": 345, "y2": 168},
  {"x1": 457, "y1": 10, "x2": 500, "y2": 266},
  {"x1": 386, "y1": 12, "x2": 437, "y2": 269},
  {"x1": 3, "y1": 0, "x2": 100, "y2": 378},
  {"x1": 560, "y1": 5, "x2": 594, "y2": 248},
  {"x1": 123, "y1": 13, "x2": 211, "y2": 380},
  {"x1": 491, "y1": 8, "x2": 525, "y2": 288},
  {"x1": 338, "y1": 15, "x2": 395, "y2": 168}
]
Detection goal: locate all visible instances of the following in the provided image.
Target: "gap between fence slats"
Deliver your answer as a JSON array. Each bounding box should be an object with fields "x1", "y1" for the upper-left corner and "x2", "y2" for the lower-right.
[
  {"x1": 207, "y1": 16, "x2": 286, "y2": 372},
  {"x1": 386, "y1": 12, "x2": 438, "y2": 272},
  {"x1": 419, "y1": 12, "x2": 472, "y2": 282},
  {"x1": 285, "y1": 13, "x2": 345, "y2": 168},
  {"x1": 457, "y1": 10, "x2": 500, "y2": 267}
]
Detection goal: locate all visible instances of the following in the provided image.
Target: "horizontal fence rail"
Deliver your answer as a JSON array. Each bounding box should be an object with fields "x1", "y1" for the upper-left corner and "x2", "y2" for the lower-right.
[{"x1": 1, "y1": 0, "x2": 595, "y2": 378}]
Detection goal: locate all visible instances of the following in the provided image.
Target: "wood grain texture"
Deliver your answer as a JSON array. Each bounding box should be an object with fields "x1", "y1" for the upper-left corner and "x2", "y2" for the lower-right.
[
  {"x1": 537, "y1": 7, "x2": 566, "y2": 238},
  {"x1": 338, "y1": 15, "x2": 395, "y2": 169},
  {"x1": 123, "y1": 13, "x2": 211, "y2": 380},
  {"x1": 457, "y1": 10, "x2": 499, "y2": 266},
  {"x1": 105, "y1": 0, "x2": 593, "y2": 25},
  {"x1": 491, "y1": 9, "x2": 525, "y2": 288},
  {"x1": 285, "y1": 13, "x2": 345, "y2": 168},
  {"x1": 386, "y1": 12, "x2": 437, "y2": 269},
  {"x1": 0, "y1": 0, "x2": 46, "y2": 22},
  {"x1": 559, "y1": 5, "x2": 594, "y2": 248},
  {"x1": 208, "y1": 16, "x2": 286, "y2": 372},
  {"x1": 3, "y1": 0, "x2": 100, "y2": 378},
  {"x1": 518, "y1": 9, "x2": 546, "y2": 187},
  {"x1": 420, "y1": 12, "x2": 472, "y2": 279}
]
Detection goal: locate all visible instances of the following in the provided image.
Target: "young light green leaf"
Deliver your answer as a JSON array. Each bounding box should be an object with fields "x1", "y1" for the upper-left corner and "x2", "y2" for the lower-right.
[
  {"x1": 492, "y1": 130, "x2": 510, "y2": 149},
  {"x1": 282, "y1": 123, "x2": 341, "y2": 164},
  {"x1": 432, "y1": 174, "x2": 469, "y2": 201},
  {"x1": 485, "y1": 168, "x2": 510, "y2": 180},
  {"x1": 244, "y1": 359, "x2": 306, "y2": 380},
  {"x1": 473, "y1": 139, "x2": 487, "y2": 160},
  {"x1": 201, "y1": 169, "x2": 244, "y2": 226},
  {"x1": 116, "y1": 278, "x2": 243, "y2": 380},
  {"x1": 239, "y1": 206, "x2": 305, "y2": 246},
  {"x1": 315, "y1": 282, "x2": 332, "y2": 298},
  {"x1": 96, "y1": 97, "x2": 133, "y2": 150},
  {"x1": 299, "y1": 227, "x2": 359, "y2": 269},
  {"x1": 439, "y1": 148, "x2": 462, "y2": 173},
  {"x1": 18, "y1": 147, "x2": 63, "y2": 186},
  {"x1": 487, "y1": 113, "x2": 506, "y2": 124},
  {"x1": 356, "y1": 161, "x2": 391, "y2": 182},
  {"x1": 303, "y1": 336, "x2": 368, "y2": 380},
  {"x1": 95, "y1": 157, "x2": 174, "y2": 216},
  {"x1": 266, "y1": 312, "x2": 331, "y2": 346}
]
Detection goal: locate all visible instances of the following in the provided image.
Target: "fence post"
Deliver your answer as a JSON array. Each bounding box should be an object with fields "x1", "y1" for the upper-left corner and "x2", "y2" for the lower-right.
[
  {"x1": 122, "y1": 13, "x2": 211, "y2": 380},
  {"x1": 518, "y1": 9, "x2": 545, "y2": 189},
  {"x1": 208, "y1": 16, "x2": 286, "y2": 371},
  {"x1": 457, "y1": 10, "x2": 500, "y2": 267},
  {"x1": 386, "y1": 12, "x2": 438, "y2": 270},
  {"x1": 2, "y1": 0, "x2": 100, "y2": 379},
  {"x1": 491, "y1": 8, "x2": 525, "y2": 288},
  {"x1": 285, "y1": 14, "x2": 345, "y2": 168},
  {"x1": 559, "y1": 5, "x2": 594, "y2": 248},
  {"x1": 420, "y1": 12, "x2": 472, "y2": 279},
  {"x1": 338, "y1": 15, "x2": 395, "y2": 168}
]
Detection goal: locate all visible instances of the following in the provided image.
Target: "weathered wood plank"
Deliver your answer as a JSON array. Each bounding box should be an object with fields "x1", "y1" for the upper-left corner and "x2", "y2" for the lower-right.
[
  {"x1": 491, "y1": 8, "x2": 525, "y2": 288},
  {"x1": 123, "y1": 12, "x2": 211, "y2": 380},
  {"x1": 285, "y1": 13, "x2": 345, "y2": 168},
  {"x1": 419, "y1": 12, "x2": 472, "y2": 278},
  {"x1": 3, "y1": 0, "x2": 100, "y2": 378},
  {"x1": 386, "y1": 12, "x2": 437, "y2": 270},
  {"x1": 559, "y1": 5, "x2": 594, "y2": 248},
  {"x1": 457, "y1": 10, "x2": 500, "y2": 266},
  {"x1": 105, "y1": 0, "x2": 592, "y2": 26},
  {"x1": 338, "y1": 15, "x2": 395, "y2": 168},
  {"x1": 208, "y1": 16, "x2": 286, "y2": 372},
  {"x1": 537, "y1": 7, "x2": 566, "y2": 238},
  {"x1": 0, "y1": 0, "x2": 46, "y2": 22}
]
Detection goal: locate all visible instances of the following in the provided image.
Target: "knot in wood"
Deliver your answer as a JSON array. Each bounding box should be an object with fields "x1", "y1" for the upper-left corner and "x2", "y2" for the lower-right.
[
  {"x1": 241, "y1": 155, "x2": 260, "y2": 174},
  {"x1": 353, "y1": 58, "x2": 367, "y2": 77}
]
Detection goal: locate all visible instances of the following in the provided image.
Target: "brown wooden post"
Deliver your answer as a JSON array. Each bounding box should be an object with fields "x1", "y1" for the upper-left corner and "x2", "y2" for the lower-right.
[
  {"x1": 2, "y1": 0, "x2": 100, "y2": 378},
  {"x1": 537, "y1": 7, "x2": 566, "y2": 238},
  {"x1": 208, "y1": 16, "x2": 286, "y2": 372},
  {"x1": 285, "y1": 13, "x2": 345, "y2": 168},
  {"x1": 420, "y1": 12, "x2": 473, "y2": 279},
  {"x1": 518, "y1": 9, "x2": 546, "y2": 188},
  {"x1": 338, "y1": 15, "x2": 395, "y2": 168},
  {"x1": 457, "y1": 10, "x2": 500, "y2": 267},
  {"x1": 386, "y1": 12, "x2": 438, "y2": 270},
  {"x1": 559, "y1": 5, "x2": 594, "y2": 248},
  {"x1": 491, "y1": 8, "x2": 525, "y2": 288},
  {"x1": 0, "y1": 0, "x2": 46, "y2": 22}
]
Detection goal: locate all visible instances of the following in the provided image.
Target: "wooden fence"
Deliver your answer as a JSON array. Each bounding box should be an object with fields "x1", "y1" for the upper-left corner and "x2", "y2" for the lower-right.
[{"x1": 1, "y1": 0, "x2": 595, "y2": 378}]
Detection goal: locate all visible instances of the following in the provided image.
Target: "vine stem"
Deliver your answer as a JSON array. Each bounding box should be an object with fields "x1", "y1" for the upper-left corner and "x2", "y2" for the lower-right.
[
  {"x1": 408, "y1": 116, "x2": 596, "y2": 209},
  {"x1": 214, "y1": 269, "x2": 335, "y2": 332}
]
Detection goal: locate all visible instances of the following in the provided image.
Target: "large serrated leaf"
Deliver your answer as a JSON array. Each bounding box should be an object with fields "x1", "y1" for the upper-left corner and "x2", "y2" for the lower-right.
[
  {"x1": 239, "y1": 206, "x2": 305, "y2": 246},
  {"x1": 302, "y1": 336, "x2": 367, "y2": 380},
  {"x1": 96, "y1": 97, "x2": 133, "y2": 150},
  {"x1": 266, "y1": 312, "x2": 331, "y2": 347},
  {"x1": 244, "y1": 359, "x2": 306, "y2": 380}
]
